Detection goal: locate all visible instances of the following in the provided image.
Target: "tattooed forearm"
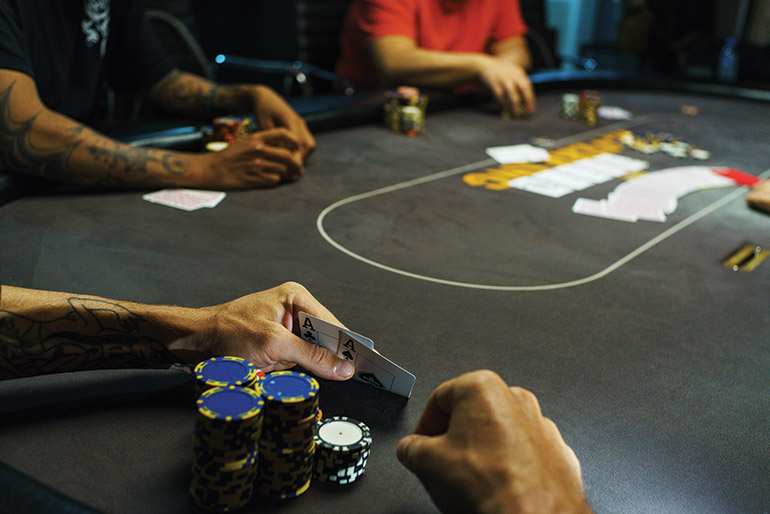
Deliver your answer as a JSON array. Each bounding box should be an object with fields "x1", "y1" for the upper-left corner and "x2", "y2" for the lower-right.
[
  {"x1": 0, "y1": 297, "x2": 180, "y2": 379},
  {"x1": 86, "y1": 141, "x2": 185, "y2": 180},
  {"x1": 152, "y1": 70, "x2": 211, "y2": 115},
  {"x1": 0, "y1": 78, "x2": 191, "y2": 187},
  {"x1": 150, "y1": 70, "x2": 250, "y2": 117},
  {"x1": 0, "y1": 82, "x2": 85, "y2": 180}
]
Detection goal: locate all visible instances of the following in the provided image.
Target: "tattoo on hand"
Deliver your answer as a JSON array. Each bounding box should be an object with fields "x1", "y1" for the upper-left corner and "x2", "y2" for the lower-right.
[{"x1": 0, "y1": 298, "x2": 179, "y2": 379}]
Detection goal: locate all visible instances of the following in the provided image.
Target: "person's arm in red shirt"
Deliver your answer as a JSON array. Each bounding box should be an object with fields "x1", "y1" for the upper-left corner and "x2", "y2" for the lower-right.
[{"x1": 369, "y1": 34, "x2": 534, "y2": 115}]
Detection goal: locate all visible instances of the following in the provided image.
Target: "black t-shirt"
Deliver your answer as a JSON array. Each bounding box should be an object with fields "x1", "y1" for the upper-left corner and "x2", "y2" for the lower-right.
[{"x1": 0, "y1": 0, "x2": 174, "y2": 122}]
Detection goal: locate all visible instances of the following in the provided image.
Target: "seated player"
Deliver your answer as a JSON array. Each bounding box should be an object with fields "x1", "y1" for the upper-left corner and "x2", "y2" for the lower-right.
[
  {"x1": 334, "y1": 0, "x2": 536, "y2": 116},
  {"x1": 0, "y1": 0, "x2": 315, "y2": 189},
  {"x1": 0, "y1": 282, "x2": 591, "y2": 513}
]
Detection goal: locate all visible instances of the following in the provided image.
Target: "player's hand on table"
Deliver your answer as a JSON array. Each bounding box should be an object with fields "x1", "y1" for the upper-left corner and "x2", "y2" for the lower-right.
[
  {"x1": 478, "y1": 57, "x2": 536, "y2": 116},
  {"x1": 192, "y1": 282, "x2": 355, "y2": 381},
  {"x1": 396, "y1": 370, "x2": 591, "y2": 514},
  {"x1": 197, "y1": 128, "x2": 304, "y2": 188},
  {"x1": 248, "y1": 85, "x2": 316, "y2": 160}
]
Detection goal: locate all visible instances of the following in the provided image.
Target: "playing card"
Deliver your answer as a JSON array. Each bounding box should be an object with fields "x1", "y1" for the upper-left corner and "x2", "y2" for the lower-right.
[
  {"x1": 298, "y1": 312, "x2": 374, "y2": 354},
  {"x1": 572, "y1": 198, "x2": 638, "y2": 222},
  {"x1": 486, "y1": 144, "x2": 550, "y2": 164},
  {"x1": 537, "y1": 168, "x2": 597, "y2": 190},
  {"x1": 337, "y1": 330, "x2": 415, "y2": 398},
  {"x1": 508, "y1": 175, "x2": 574, "y2": 198},
  {"x1": 142, "y1": 189, "x2": 226, "y2": 211}
]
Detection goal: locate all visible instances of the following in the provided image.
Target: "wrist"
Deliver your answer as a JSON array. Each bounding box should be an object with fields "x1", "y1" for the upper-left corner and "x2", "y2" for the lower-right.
[
  {"x1": 181, "y1": 153, "x2": 215, "y2": 189},
  {"x1": 148, "y1": 303, "x2": 217, "y2": 364},
  {"x1": 507, "y1": 486, "x2": 592, "y2": 514},
  {"x1": 473, "y1": 54, "x2": 496, "y2": 80}
]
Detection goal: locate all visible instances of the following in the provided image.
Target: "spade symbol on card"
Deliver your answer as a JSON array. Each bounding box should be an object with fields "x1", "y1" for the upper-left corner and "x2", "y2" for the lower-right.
[
  {"x1": 358, "y1": 372, "x2": 384, "y2": 389},
  {"x1": 341, "y1": 350, "x2": 355, "y2": 361}
]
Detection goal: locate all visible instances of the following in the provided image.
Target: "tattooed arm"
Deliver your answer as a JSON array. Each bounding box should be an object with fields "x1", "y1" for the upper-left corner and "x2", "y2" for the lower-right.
[
  {"x1": 148, "y1": 70, "x2": 316, "y2": 159},
  {"x1": 0, "y1": 283, "x2": 355, "y2": 381},
  {"x1": 0, "y1": 69, "x2": 305, "y2": 188}
]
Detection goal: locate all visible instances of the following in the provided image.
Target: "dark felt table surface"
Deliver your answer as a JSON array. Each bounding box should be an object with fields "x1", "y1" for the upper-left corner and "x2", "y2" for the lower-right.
[{"x1": 1, "y1": 87, "x2": 769, "y2": 514}]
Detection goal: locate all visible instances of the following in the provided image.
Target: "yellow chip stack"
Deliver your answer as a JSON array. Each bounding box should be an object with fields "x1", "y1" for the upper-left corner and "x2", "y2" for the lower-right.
[
  {"x1": 189, "y1": 386, "x2": 264, "y2": 512},
  {"x1": 255, "y1": 371, "x2": 320, "y2": 499}
]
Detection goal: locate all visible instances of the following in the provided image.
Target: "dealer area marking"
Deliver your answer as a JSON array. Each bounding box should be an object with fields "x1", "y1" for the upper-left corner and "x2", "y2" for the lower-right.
[{"x1": 316, "y1": 134, "x2": 768, "y2": 291}]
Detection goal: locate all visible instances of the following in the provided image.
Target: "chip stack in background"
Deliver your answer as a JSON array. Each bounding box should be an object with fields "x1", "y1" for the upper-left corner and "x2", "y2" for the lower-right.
[
  {"x1": 255, "y1": 371, "x2": 320, "y2": 499},
  {"x1": 313, "y1": 416, "x2": 371, "y2": 485},
  {"x1": 194, "y1": 356, "x2": 263, "y2": 395},
  {"x1": 212, "y1": 115, "x2": 256, "y2": 142},
  {"x1": 560, "y1": 93, "x2": 580, "y2": 120},
  {"x1": 201, "y1": 115, "x2": 257, "y2": 152},
  {"x1": 579, "y1": 90, "x2": 602, "y2": 126},
  {"x1": 383, "y1": 86, "x2": 429, "y2": 136},
  {"x1": 190, "y1": 386, "x2": 264, "y2": 512}
]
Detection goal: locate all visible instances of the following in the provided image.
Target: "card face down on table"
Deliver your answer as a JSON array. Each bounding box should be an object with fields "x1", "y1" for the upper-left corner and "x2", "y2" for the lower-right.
[{"x1": 299, "y1": 312, "x2": 415, "y2": 398}]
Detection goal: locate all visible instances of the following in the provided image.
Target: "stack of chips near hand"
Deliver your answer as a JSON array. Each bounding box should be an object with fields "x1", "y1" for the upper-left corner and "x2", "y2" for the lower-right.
[
  {"x1": 189, "y1": 357, "x2": 371, "y2": 511},
  {"x1": 501, "y1": 95, "x2": 530, "y2": 119},
  {"x1": 383, "y1": 86, "x2": 429, "y2": 136},
  {"x1": 202, "y1": 115, "x2": 256, "y2": 152},
  {"x1": 255, "y1": 371, "x2": 320, "y2": 499}
]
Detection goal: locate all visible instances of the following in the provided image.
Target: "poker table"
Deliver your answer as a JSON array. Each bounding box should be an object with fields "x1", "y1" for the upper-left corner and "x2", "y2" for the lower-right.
[{"x1": 1, "y1": 74, "x2": 769, "y2": 514}]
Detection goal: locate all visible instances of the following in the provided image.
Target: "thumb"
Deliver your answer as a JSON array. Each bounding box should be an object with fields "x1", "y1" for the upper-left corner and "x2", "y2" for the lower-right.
[
  {"x1": 282, "y1": 335, "x2": 355, "y2": 381},
  {"x1": 396, "y1": 434, "x2": 437, "y2": 475}
]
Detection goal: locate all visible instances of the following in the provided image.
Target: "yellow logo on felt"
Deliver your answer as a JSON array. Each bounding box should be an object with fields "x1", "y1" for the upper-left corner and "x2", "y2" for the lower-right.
[{"x1": 463, "y1": 130, "x2": 627, "y2": 191}]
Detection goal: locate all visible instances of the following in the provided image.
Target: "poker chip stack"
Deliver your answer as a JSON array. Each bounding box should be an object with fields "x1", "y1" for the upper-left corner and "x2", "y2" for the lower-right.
[
  {"x1": 201, "y1": 115, "x2": 256, "y2": 152},
  {"x1": 560, "y1": 93, "x2": 580, "y2": 120},
  {"x1": 502, "y1": 96, "x2": 530, "y2": 120},
  {"x1": 194, "y1": 356, "x2": 263, "y2": 395},
  {"x1": 383, "y1": 86, "x2": 429, "y2": 136},
  {"x1": 255, "y1": 371, "x2": 320, "y2": 499},
  {"x1": 212, "y1": 115, "x2": 256, "y2": 143},
  {"x1": 190, "y1": 386, "x2": 264, "y2": 512},
  {"x1": 618, "y1": 130, "x2": 710, "y2": 160},
  {"x1": 312, "y1": 416, "x2": 371, "y2": 485},
  {"x1": 579, "y1": 90, "x2": 602, "y2": 126}
]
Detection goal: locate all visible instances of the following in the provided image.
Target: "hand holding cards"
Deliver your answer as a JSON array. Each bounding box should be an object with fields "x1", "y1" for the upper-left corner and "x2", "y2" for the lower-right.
[{"x1": 299, "y1": 312, "x2": 415, "y2": 398}]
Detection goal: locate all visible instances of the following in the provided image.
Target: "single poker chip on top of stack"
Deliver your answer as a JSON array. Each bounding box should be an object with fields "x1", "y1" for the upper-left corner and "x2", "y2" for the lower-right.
[
  {"x1": 313, "y1": 416, "x2": 372, "y2": 485},
  {"x1": 190, "y1": 386, "x2": 264, "y2": 512},
  {"x1": 256, "y1": 371, "x2": 320, "y2": 499},
  {"x1": 194, "y1": 356, "x2": 260, "y2": 394}
]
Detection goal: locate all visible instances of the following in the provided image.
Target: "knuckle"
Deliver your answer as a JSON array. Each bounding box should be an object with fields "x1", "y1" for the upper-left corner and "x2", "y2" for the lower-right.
[
  {"x1": 509, "y1": 385, "x2": 540, "y2": 410},
  {"x1": 460, "y1": 369, "x2": 505, "y2": 395}
]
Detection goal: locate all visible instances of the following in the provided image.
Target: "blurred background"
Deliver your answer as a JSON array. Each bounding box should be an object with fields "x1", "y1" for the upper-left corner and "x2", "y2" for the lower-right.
[{"x1": 143, "y1": 0, "x2": 770, "y2": 98}]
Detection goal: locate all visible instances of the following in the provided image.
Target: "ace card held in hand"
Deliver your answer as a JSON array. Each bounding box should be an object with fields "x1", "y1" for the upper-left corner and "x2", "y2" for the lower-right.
[{"x1": 298, "y1": 312, "x2": 415, "y2": 398}]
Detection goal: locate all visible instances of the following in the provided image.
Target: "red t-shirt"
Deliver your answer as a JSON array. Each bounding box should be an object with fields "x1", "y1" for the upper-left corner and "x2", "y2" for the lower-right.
[{"x1": 335, "y1": 0, "x2": 528, "y2": 90}]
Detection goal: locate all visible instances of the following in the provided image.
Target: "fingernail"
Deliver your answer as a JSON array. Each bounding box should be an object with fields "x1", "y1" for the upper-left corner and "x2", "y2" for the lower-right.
[{"x1": 334, "y1": 359, "x2": 355, "y2": 379}]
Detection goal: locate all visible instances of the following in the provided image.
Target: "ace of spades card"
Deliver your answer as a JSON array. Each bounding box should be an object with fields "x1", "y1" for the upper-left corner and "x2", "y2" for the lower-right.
[
  {"x1": 337, "y1": 331, "x2": 415, "y2": 398},
  {"x1": 298, "y1": 312, "x2": 415, "y2": 398}
]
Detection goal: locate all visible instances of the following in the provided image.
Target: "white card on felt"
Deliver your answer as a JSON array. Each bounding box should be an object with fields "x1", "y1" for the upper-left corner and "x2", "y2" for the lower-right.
[
  {"x1": 486, "y1": 144, "x2": 550, "y2": 164},
  {"x1": 337, "y1": 330, "x2": 415, "y2": 398},
  {"x1": 142, "y1": 189, "x2": 226, "y2": 211}
]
